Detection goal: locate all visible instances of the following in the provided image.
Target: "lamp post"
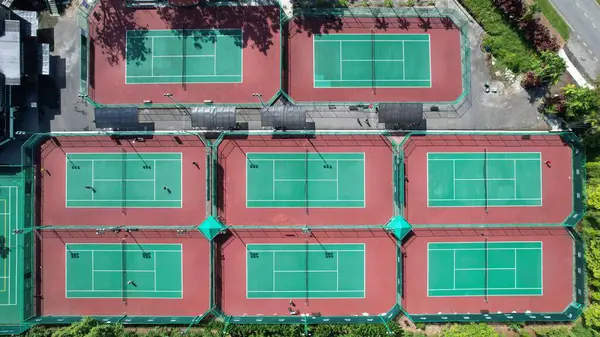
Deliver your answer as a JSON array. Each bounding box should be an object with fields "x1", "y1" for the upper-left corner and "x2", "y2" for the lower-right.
[
  {"x1": 163, "y1": 93, "x2": 191, "y2": 117},
  {"x1": 252, "y1": 93, "x2": 266, "y2": 107}
]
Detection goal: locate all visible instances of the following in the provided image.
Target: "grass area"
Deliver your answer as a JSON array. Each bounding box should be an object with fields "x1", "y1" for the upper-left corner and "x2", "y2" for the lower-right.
[
  {"x1": 459, "y1": 0, "x2": 539, "y2": 72},
  {"x1": 537, "y1": 0, "x2": 571, "y2": 40}
]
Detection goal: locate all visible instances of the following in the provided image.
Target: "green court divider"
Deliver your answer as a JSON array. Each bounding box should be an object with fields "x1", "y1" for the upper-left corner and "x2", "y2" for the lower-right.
[{"x1": 0, "y1": 130, "x2": 587, "y2": 334}]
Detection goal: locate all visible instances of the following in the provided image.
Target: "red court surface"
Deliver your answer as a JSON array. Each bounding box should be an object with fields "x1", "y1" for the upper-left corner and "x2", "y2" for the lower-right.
[
  {"x1": 217, "y1": 135, "x2": 394, "y2": 226},
  {"x1": 402, "y1": 227, "x2": 574, "y2": 315},
  {"x1": 216, "y1": 229, "x2": 398, "y2": 316},
  {"x1": 87, "y1": 1, "x2": 280, "y2": 105},
  {"x1": 40, "y1": 136, "x2": 206, "y2": 226},
  {"x1": 403, "y1": 135, "x2": 573, "y2": 225},
  {"x1": 39, "y1": 229, "x2": 210, "y2": 317},
  {"x1": 286, "y1": 17, "x2": 463, "y2": 103}
]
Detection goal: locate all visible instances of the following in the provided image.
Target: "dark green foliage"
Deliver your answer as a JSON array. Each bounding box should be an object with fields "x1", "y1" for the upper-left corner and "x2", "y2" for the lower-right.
[
  {"x1": 226, "y1": 324, "x2": 304, "y2": 337},
  {"x1": 442, "y1": 323, "x2": 500, "y2": 337},
  {"x1": 532, "y1": 326, "x2": 574, "y2": 337}
]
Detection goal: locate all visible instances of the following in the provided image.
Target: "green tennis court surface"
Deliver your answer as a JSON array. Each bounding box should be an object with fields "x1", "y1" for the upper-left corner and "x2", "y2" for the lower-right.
[
  {"x1": 246, "y1": 243, "x2": 365, "y2": 299},
  {"x1": 65, "y1": 152, "x2": 182, "y2": 208},
  {"x1": 428, "y1": 241, "x2": 543, "y2": 297},
  {"x1": 0, "y1": 186, "x2": 19, "y2": 308},
  {"x1": 126, "y1": 29, "x2": 243, "y2": 84},
  {"x1": 65, "y1": 243, "x2": 183, "y2": 298},
  {"x1": 313, "y1": 34, "x2": 431, "y2": 88},
  {"x1": 427, "y1": 152, "x2": 542, "y2": 207},
  {"x1": 246, "y1": 152, "x2": 365, "y2": 208}
]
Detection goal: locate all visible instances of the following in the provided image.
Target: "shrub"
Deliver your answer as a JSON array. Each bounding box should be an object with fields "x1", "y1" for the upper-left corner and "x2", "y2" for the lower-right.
[
  {"x1": 584, "y1": 304, "x2": 600, "y2": 334},
  {"x1": 384, "y1": 0, "x2": 394, "y2": 7},
  {"x1": 442, "y1": 323, "x2": 500, "y2": 337}
]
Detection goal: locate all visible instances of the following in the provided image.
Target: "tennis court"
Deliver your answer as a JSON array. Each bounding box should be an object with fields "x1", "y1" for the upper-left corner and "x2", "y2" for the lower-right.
[
  {"x1": 313, "y1": 34, "x2": 431, "y2": 88},
  {"x1": 427, "y1": 241, "x2": 543, "y2": 297},
  {"x1": 427, "y1": 152, "x2": 542, "y2": 207},
  {"x1": 246, "y1": 243, "x2": 365, "y2": 299},
  {"x1": 126, "y1": 29, "x2": 243, "y2": 84},
  {"x1": 0, "y1": 186, "x2": 18, "y2": 307},
  {"x1": 246, "y1": 152, "x2": 365, "y2": 208},
  {"x1": 65, "y1": 243, "x2": 183, "y2": 298},
  {"x1": 65, "y1": 152, "x2": 182, "y2": 208}
]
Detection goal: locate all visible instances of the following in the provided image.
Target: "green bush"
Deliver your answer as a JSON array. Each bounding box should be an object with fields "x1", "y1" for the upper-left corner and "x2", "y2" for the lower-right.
[
  {"x1": 383, "y1": 0, "x2": 394, "y2": 7},
  {"x1": 442, "y1": 323, "x2": 499, "y2": 336},
  {"x1": 532, "y1": 326, "x2": 575, "y2": 337},
  {"x1": 589, "y1": 184, "x2": 600, "y2": 210},
  {"x1": 460, "y1": 0, "x2": 540, "y2": 72}
]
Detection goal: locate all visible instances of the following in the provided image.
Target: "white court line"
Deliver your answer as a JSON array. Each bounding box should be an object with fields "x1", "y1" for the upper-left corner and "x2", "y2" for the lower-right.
[
  {"x1": 514, "y1": 160, "x2": 517, "y2": 199},
  {"x1": 315, "y1": 79, "x2": 429, "y2": 82},
  {"x1": 92, "y1": 251, "x2": 95, "y2": 291},
  {"x1": 70, "y1": 249, "x2": 181, "y2": 252},
  {"x1": 247, "y1": 199, "x2": 364, "y2": 202},
  {"x1": 274, "y1": 179, "x2": 338, "y2": 182},
  {"x1": 151, "y1": 37, "x2": 154, "y2": 76},
  {"x1": 454, "y1": 178, "x2": 515, "y2": 181},
  {"x1": 342, "y1": 59, "x2": 404, "y2": 62},
  {"x1": 153, "y1": 160, "x2": 156, "y2": 201},
  {"x1": 250, "y1": 159, "x2": 363, "y2": 162},
  {"x1": 429, "y1": 247, "x2": 541, "y2": 251},
  {"x1": 93, "y1": 270, "x2": 155, "y2": 272},
  {"x1": 247, "y1": 290, "x2": 364, "y2": 293},
  {"x1": 336, "y1": 160, "x2": 339, "y2": 200},
  {"x1": 94, "y1": 179, "x2": 155, "y2": 182},
  {"x1": 66, "y1": 244, "x2": 183, "y2": 298},
  {"x1": 453, "y1": 250, "x2": 456, "y2": 289},
  {"x1": 514, "y1": 249, "x2": 518, "y2": 287},
  {"x1": 152, "y1": 55, "x2": 215, "y2": 58},
  {"x1": 272, "y1": 160, "x2": 275, "y2": 201},
  {"x1": 429, "y1": 244, "x2": 543, "y2": 295},
  {"x1": 428, "y1": 198, "x2": 541, "y2": 201},
  {"x1": 336, "y1": 253, "x2": 339, "y2": 291},
  {"x1": 274, "y1": 270, "x2": 338, "y2": 273},
  {"x1": 91, "y1": 160, "x2": 95, "y2": 201},
  {"x1": 339, "y1": 41, "x2": 343, "y2": 81},
  {"x1": 251, "y1": 249, "x2": 365, "y2": 253}
]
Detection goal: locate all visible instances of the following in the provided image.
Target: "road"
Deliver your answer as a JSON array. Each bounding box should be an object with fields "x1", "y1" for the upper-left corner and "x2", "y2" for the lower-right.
[{"x1": 550, "y1": 0, "x2": 600, "y2": 62}]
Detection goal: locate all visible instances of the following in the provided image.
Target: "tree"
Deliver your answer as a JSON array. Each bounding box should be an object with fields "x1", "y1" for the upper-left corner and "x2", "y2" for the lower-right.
[
  {"x1": 521, "y1": 51, "x2": 566, "y2": 89},
  {"x1": 588, "y1": 184, "x2": 600, "y2": 210},
  {"x1": 535, "y1": 51, "x2": 566, "y2": 85},
  {"x1": 584, "y1": 303, "x2": 600, "y2": 333},
  {"x1": 521, "y1": 0, "x2": 541, "y2": 21}
]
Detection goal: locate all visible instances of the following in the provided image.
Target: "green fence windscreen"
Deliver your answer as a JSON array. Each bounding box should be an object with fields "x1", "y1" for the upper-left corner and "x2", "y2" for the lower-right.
[{"x1": 0, "y1": 130, "x2": 587, "y2": 334}]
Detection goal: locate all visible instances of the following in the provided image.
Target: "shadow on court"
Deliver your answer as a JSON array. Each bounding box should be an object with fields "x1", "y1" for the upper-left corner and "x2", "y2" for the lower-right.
[
  {"x1": 90, "y1": 0, "x2": 150, "y2": 66},
  {"x1": 0, "y1": 236, "x2": 9, "y2": 259},
  {"x1": 156, "y1": 5, "x2": 280, "y2": 55}
]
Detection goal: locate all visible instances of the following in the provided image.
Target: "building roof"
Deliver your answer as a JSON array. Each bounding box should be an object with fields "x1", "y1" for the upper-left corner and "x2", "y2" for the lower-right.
[{"x1": 0, "y1": 19, "x2": 21, "y2": 85}]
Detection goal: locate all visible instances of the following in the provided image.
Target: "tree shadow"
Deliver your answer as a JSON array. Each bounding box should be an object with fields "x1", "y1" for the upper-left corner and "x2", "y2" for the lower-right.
[
  {"x1": 155, "y1": 5, "x2": 280, "y2": 55},
  {"x1": 90, "y1": 0, "x2": 150, "y2": 66},
  {"x1": 0, "y1": 236, "x2": 9, "y2": 259},
  {"x1": 289, "y1": 13, "x2": 344, "y2": 38}
]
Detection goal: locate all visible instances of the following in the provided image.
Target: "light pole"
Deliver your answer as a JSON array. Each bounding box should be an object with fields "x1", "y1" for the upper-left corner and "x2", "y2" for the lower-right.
[
  {"x1": 252, "y1": 93, "x2": 266, "y2": 107},
  {"x1": 163, "y1": 93, "x2": 191, "y2": 117}
]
